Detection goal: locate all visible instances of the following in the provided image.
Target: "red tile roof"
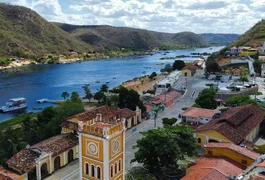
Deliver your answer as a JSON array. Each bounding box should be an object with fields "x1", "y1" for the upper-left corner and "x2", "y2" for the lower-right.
[
  {"x1": 116, "y1": 108, "x2": 136, "y2": 119},
  {"x1": 182, "y1": 65, "x2": 199, "y2": 72},
  {"x1": 0, "y1": 174, "x2": 13, "y2": 180},
  {"x1": 0, "y1": 166, "x2": 21, "y2": 180},
  {"x1": 181, "y1": 156, "x2": 245, "y2": 180},
  {"x1": 196, "y1": 104, "x2": 265, "y2": 144},
  {"x1": 256, "y1": 161, "x2": 265, "y2": 167},
  {"x1": 205, "y1": 143, "x2": 260, "y2": 160},
  {"x1": 7, "y1": 134, "x2": 78, "y2": 173},
  {"x1": 152, "y1": 91, "x2": 181, "y2": 105},
  {"x1": 145, "y1": 104, "x2": 154, "y2": 113},
  {"x1": 181, "y1": 107, "x2": 219, "y2": 119},
  {"x1": 68, "y1": 105, "x2": 117, "y2": 122},
  {"x1": 61, "y1": 105, "x2": 135, "y2": 131}
]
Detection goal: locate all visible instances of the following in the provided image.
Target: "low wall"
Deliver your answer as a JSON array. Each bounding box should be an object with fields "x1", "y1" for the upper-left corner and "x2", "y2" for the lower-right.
[{"x1": 216, "y1": 86, "x2": 258, "y2": 101}]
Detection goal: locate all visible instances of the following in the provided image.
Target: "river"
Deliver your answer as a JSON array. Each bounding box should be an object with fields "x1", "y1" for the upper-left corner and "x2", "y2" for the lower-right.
[{"x1": 0, "y1": 46, "x2": 224, "y2": 122}]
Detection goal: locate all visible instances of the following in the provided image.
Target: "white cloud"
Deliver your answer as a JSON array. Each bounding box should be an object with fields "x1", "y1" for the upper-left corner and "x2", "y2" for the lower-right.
[{"x1": 0, "y1": 0, "x2": 265, "y2": 34}]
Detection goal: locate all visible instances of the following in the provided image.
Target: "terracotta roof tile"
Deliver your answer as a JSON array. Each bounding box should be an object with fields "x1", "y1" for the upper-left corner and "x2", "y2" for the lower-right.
[
  {"x1": 181, "y1": 156, "x2": 245, "y2": 180},
  {"x1": 182, "y1": 65, "x2": 199, "y2": 72},
  {"x1": 0, "y1": 166, "x2": 21, "y2": 179},
  {"x1": 7, "y1": 134, "x2": 78, "y2": 173},
  {"x1": 256, "y1": 161, "x2": 265, "y2": 167},
  {"x1": 196, "y1": 104, "x2": 265, "y2": 144},
  {"x1": 205, "y1": 143, "x2": 260, "y2": 160},
  {"x1": 0, "y1": 174, "x2": 13, "y2": 180},
  {"x1": 181, "y1": 107, "x2": 219, "y2": 119},
  {"x1": 116, "y1": 108, "x2": 136, "y2": 119}
]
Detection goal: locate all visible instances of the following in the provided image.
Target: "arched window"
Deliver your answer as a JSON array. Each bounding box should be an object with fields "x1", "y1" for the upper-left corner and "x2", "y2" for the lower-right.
[
  {"x1": 85, "y1": 163, "x2": 89, "y2": 175},
  {"x1": 115, "y1": 162, "x2": 117, "y2": 174},
  {"x1": 118, "y1": 159, "x2": 122, "y2": 171},
  {"x1": 97, "y1": 166, "x2": 101, "y2": 179},
  {"x1": 91, "y1": 165, "x2": 95, "y2": 177},
  {"x1": 198, "y1": 138, "x2": 201, "y2": 143},
  {"x1": 110, "y1": 165, "x2": 113, "y2": 177}
]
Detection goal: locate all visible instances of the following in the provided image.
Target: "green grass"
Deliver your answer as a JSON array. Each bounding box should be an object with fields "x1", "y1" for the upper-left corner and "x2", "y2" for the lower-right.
[
  {"x1": 0, "y1": 113, "x2": 37, "y2": 131},
  {"x1": 125, "y1": 167, "x2": 156, "y2": 180}
]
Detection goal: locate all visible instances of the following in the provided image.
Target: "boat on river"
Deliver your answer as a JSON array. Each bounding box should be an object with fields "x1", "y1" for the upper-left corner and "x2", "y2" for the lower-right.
[{"x1": 0, "y1": 98, "x2": 27, "y2": 112}]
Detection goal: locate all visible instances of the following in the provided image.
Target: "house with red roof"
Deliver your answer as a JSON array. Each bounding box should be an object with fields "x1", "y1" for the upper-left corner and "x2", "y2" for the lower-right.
[
  {"x1": 6, "y1": 134, "x2": 78, "y2": 180},
  {"x1": 195, "y1": 104, "x2": 265, "y2": 147},
  {"x1": 181, "y1": 156, "x2": 245, "y2": 180},
  {"x1": 180, "y1": 107, "x2": 220, "y2": 125}
]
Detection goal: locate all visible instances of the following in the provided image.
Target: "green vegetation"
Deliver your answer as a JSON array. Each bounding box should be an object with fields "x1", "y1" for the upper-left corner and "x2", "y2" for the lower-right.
[
  {"x1": 160, "y1": 64, "x2": 173, "y2": 73},
  {"x1": 225, "y1": 96, "x2": 257, "y2": 107},
  {"x1": 199, "y1": 33, "x2": 240, "y2": 46},
  {"x1": 131, "y1": 125, "x2": 197, "y2": 173},
  {"x1": 230, "y1": 19, "x2": 265, "y2": 47},
  {"x1": 0, "y1": 113, "x2": 37, "y2": 131},
  {"x1": 195, "y1": 88, "x2": 217, "y2": 109},
  {"x1": 0, "y1": 92, "x2": 84, "y2": 166},
  {"x1": 254, "y1": 145, "x2": 265, "y2": 154},
  {"x1": 57, "y1": 23, "x2": 208, "y2": 51},
  {"x1": 162, "y1": 117, "x2": 178, "y2": 126},
  {"x1": 205, "y1": 55, "x2": 222, "y2": 73},
  {"x1": 126, "y1": 167, "x2": 156, "y2": 180},
  {"x1": 111, "y1": 86, "x2": 146, "y2": 112},
  {"x1": 0, "y1": 59, "x2": 11, "y2": 66},
  {"x1": 172, "y1": 60, "x2": 185, "y2": 70},
  {"x1": 149, "y1": 72, "x2": 157, "y2": 79}
]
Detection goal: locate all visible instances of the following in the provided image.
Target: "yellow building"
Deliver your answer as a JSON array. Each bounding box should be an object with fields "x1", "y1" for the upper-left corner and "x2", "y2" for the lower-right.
[
  {"x1": 195, "y1": 104, "x2": 265, "y2": 147},
  {"x1": 181, "y1": 65, "x2": 199, "y2": 77},
  {"x1": 78, "y1": 116, "x2": 125, "y2": 180},
  {"x1": 204, "y1": 143, "x2": 260, "y2": 167},
  {"x1": 6, "y1": 134, "x2": 78, "y2": 180}
]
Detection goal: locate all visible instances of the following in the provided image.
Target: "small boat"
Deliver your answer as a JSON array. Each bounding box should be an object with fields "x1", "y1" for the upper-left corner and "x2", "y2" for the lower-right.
[
  {"x1": 95, "y1": 81, "x2": 100, "y2": 83},
  {"x1": 106, "y1": 81, "x2": 110, "y2": 84},
  {"x1": 36, "y1": 98, "x2": 48, "y2": 104},
  {"x1": 0, "y1": 98, "x2": 27, "y2": 112},
  {"x1": 113, "y1": 77, "x2": 117, "y2": 79}
]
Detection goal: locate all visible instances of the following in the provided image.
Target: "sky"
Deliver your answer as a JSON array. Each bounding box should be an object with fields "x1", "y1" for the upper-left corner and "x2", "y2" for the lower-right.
[{"x1": 1, "y1": 0, "x2": 265, "y2": 34}]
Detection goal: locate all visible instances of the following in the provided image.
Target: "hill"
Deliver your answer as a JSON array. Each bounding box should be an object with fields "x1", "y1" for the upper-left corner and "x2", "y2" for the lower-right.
[
  {"x1": 229, "y1": 19, "x2": 265, "y2": 47},
  {"x1": 0, "y1": 3, "x2": 91, "y2": 58},
  {"x1": 200, "y1": 33, "x2": 240, "y2": 46},
  {"x1": 55, "y1": 23, "x2": 208, "y2": 51}
]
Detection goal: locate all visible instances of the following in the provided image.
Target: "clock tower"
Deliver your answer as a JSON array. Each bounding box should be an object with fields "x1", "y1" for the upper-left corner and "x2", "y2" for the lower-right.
[{"x1": 78, "y1": 115, "x2": 125, "y2": 180}]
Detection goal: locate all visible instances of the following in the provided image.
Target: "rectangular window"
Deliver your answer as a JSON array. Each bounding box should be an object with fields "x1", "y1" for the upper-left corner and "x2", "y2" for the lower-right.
[
  {"x1": 208, "y1": 150, "x2": 213, "y2": 155},
  {"x1": 242, "y1": 160, "x2": 247, "y2": 165}
]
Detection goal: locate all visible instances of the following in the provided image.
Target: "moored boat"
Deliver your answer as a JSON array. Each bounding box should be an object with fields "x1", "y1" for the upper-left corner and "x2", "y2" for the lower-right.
[{"x1": 0, "y1": 98, "x2": 27, "y2": 112}]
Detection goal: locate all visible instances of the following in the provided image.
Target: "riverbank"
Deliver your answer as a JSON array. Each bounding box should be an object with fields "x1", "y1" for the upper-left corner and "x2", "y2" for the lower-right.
[{"x1": 122, "y1": 74, "x2": 166, "y2": 95}]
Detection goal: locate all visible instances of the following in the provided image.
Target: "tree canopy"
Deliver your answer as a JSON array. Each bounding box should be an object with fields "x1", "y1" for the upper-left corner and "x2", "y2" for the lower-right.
[
  {"x1": 100, "y1": 84, "x2": 109, "y2": 93},
  {"x1": 225, "y1": 96, "x2": 257, "y2": 107},
  {"x1": 111, "y1": 86, "x2": 146, "y2": 112},
  {"x1": 172, "y1": 60, "x2": 185, "y2": 70},
  {"x1": 162, "y1": 117, "x2": 178, "y2": 126},
  {"x1": 83, "y1": 86, "x2": 93, "y2": 102},
  {"x1": 195, "y1": 88, "x2": 217, "y2": 109},
  {"x1": 61, "y1": 91, "x2": 69, "y2": 100},
  {"x1": 0, "y1": 92, "x2": 84, "y2": 166},
  {"x1": 131, "y1": 125, "x2": 197, "y2": 173},
  {"x1": 160, "y1": 64, "x2": 172, "y2": 73}
]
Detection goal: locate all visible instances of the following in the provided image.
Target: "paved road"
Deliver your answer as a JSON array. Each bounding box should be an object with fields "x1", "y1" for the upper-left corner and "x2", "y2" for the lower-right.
[{"x1": 46, "y1": 76, "x2": 208, "y2": 180}]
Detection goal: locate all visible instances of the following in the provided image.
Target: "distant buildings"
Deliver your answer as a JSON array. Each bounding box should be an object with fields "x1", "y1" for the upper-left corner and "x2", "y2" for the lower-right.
[
  {"x1": 181, "y1": 65, "x2": 199, "y2": 77},
  {"x1": 225, "y1": 46, "x2": 259, "y2": 57},
  {"x1": 155, "y1": 71, "x2": 181, "y2": 94}
]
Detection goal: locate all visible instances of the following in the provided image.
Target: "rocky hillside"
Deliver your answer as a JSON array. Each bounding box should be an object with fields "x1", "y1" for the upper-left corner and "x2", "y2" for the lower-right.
[
  {"x1": 200, "y1": 33, "x2": 240, "y2": 46},
  {"x1": 229, "y1": 19, "x2": 265, "y2": 47},
  {"x1": 0, "y1": 3, "x2": 91, "y2": 58},
  {"x1": 56, "y1": 23, "x2": 208, "y2": 51}
]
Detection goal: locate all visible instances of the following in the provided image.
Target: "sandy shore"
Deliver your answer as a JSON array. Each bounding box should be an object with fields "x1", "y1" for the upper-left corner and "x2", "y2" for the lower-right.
[{"x1": 122, "y1": 74, "x2": 166, "y2": 95}]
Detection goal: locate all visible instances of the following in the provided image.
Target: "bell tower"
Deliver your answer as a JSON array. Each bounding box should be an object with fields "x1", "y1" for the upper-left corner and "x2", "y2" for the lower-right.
[{"x1": 78, "y1": 117, "x2": 125, "y2": 180}]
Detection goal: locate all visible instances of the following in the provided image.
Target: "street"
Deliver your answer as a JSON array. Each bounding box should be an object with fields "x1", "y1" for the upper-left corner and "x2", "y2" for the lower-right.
[{"x1": 45, "y1": 75, "x2": 208, "y2": 180}]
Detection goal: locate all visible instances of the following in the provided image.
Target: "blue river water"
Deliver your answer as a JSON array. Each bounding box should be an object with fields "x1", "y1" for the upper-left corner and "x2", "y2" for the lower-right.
[{"x1": 0, "y1": 46, "x2": 224, "y2": 122}]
